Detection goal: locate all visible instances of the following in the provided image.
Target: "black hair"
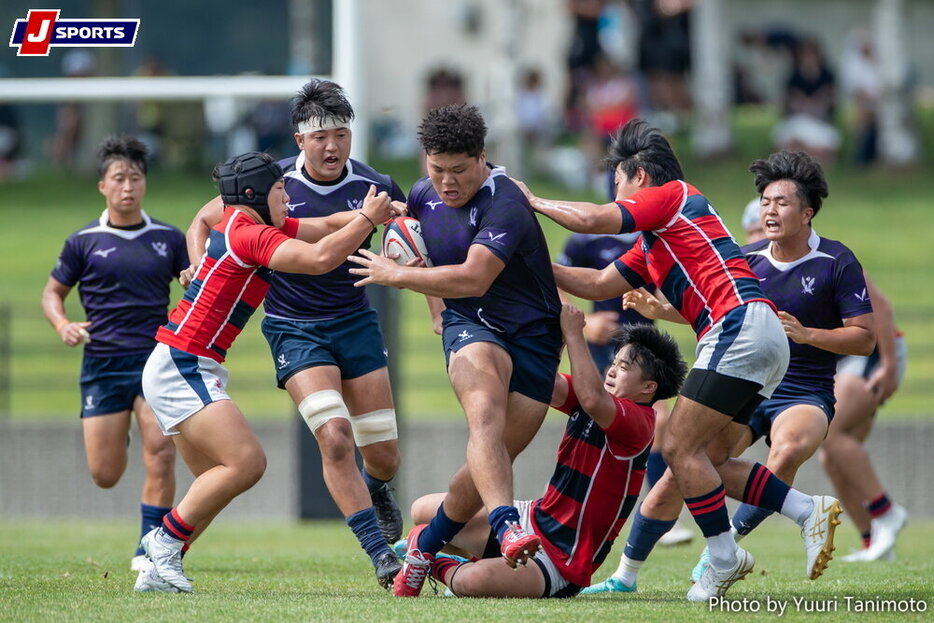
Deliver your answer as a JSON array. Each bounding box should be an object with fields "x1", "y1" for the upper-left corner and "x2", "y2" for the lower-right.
[
  {"x1": 289, "y1": 79, "x2": 355, "y2": 129},
  {"x1": 749, "y1": 150, "x2": 829, "y2": 216},
  {"x1": 607, "y1": 119, "x2": 684, "y2": 186},
  {"x1": 97, "y1": 135, "x2": 148, "y2": 178},
  {"x1": 614, "y1": 323, "x2": 687, "y2": 402},
  {"x1": 417, "y1": 104, "x2": 487, "y2": 157}
]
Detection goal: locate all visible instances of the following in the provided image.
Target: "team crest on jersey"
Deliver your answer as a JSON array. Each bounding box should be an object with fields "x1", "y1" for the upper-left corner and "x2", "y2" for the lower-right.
[
  {"x1": 801, "y1": 276, "x2": 816, "y2": 295},
  {"x1": 151, "y1": 241, "x2": 168, "y2": 257},
  {"x1": 347, "y1": 199, "x2": 363, "y2": 210}
]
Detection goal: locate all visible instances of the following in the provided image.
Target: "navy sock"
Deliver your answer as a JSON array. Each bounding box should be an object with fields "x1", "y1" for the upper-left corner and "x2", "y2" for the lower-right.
[
  {"x1": 685, "y1": 485, "x2": 730, "y2": 538},
  {"x1": 360, "y1": 467, "x2": 390, "y2": 495},
  {"x1": 646, "y1": 451, "x2": 667, "y2": 490},
  {"x1": 488, "y1": 505, "x2": 521, "y2": 542},
  {"x1": 137, "y1": 503, "x2": 171, "y2": 556},
  {"x1": 346, "y1": 507, "x2": 391, "y2": 564},
  {"x1": 742, "y1": 462, "x2": 791, "y2": 512},
  {"x1": 417, "y1": 503, "x2": 467, "y2": 556},
  {"x1": 623, "y1": 508, "x2": 677, "y2": 561},
  {"x1": 732, "y1": 503, "x2": 775, "y2": 536}
]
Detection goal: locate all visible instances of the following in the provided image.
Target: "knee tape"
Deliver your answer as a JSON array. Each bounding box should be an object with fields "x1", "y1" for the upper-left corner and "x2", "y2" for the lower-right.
[
  {"x1": 298, "y1": 390, "x2": 350, "y2": 436},
  {"x1": 350, "y1": 408, "x2": 398, "y2": 446}
]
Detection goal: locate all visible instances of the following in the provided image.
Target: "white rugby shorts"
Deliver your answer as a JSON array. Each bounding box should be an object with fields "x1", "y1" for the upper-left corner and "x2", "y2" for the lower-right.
[
  {"x1": 693, "y1": 301, "x2": 789, "y2": 399},
  {"x1": 142, "y1": 342, "x2": 231, "y2": 435}
]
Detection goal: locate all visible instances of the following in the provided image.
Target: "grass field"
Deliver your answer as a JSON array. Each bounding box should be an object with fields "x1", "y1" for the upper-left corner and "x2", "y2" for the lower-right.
[
  {"x1": 1, "y1": 519, "x2": 931, "y2": 622},
  {"x1": 1, "y1": 107, "x2": 933, "y2": 421}
]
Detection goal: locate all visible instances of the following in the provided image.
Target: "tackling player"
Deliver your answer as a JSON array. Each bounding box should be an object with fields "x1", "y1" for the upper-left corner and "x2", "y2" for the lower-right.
[
  {"x1": 396, "y1": 304, "x2": 686, "y2": 598},
  {"x1": 41, "y1": 136, "x2": 187, "y2": 574},
  {"x1": 135, "y1": 152, "x2": 394, "y2": 593},
  {"x1": 516, "y1": 120, "x2": 842, "y2": 601},
  {"x1": 348, "y1": 104, "x2": 562, "y2": 597},
  {"x1": 603, "y1": 151, "x2": 875, "y2": 589},
  {"x1": 187, "y1": 80, "x2": 406, "y2": 589}
]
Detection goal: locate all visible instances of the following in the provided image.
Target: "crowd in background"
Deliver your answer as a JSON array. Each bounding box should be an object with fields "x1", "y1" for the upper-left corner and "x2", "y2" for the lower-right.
[{"x1": 0, "y1": 0, "x2": 919, "y2": 182}]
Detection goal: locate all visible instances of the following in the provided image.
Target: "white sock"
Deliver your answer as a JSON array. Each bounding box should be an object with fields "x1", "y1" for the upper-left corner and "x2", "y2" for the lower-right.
[
  {"x1": 731, "y1": 526, "x2": 744, "y2": 543},
  {"x1": 780, "y1": 490, "x2": 815, "y2": 526},
  {"x1": 706, "y1": 531, "x2": 738, "y2": 569},
  {"x1": 615, "y1": 555, "x2": 643, "y2": 587}
]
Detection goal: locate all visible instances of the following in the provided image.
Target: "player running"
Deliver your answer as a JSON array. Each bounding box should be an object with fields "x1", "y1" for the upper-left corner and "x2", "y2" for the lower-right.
[
  {"x1": 41, "y1": 136, "x2": 187, "y2": 574},
  {"x1": 348, "y1": 104, "x2": 562, "y2": 597},
  {"x1": 516, "y1": 120, "x2": 842, "y2": 601}
]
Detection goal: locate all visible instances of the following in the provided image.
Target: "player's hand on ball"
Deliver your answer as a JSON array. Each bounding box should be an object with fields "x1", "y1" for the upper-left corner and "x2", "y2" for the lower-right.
[
  {"x1": 389, "y1": 200, "x2": 408, "y2": 219},
  {"x1": 347, "y1": 248, "x2": 400, "y2": 288},
  {"x1": 361, "y1": 185, "x2": 392, "y2": 226},
  {"x1": 777, "y1": 310, "x2": 811, "y2": 344}
]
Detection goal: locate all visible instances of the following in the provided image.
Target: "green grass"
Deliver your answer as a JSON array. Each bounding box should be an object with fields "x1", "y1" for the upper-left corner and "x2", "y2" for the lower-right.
[
  {"x1": 1, "y1": 107, "x2": 933, "y2": 420},
  {"x1": 0, "y1": 519, "x2": 931, "y2": 622}
]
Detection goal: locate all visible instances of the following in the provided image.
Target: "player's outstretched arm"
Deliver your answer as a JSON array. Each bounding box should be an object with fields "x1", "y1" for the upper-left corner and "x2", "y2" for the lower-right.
[
  {"x1": 513, "y1": 178, "x2": 622, "y2": 234},
  {"x1": 560, "y1": 303, "x2": 617, "y2": 428},
  {"x1": 623, "y1": 288, "x2": 686, "y2": 324},
  {"x1": 553, "y1": 263, "x2": 632, "y2": 301},
  {"x1": 269, "y1": 185, "x2": 392, "y2": 275}
]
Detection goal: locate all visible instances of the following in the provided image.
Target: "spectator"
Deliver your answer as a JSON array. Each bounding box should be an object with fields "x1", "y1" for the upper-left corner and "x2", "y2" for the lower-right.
[
  {"x1": 840, "y1": 30, "x2": 881, "y2": 166},
  {"x1": 772, "y1": 37, "x2": 840, "y2": 163},
  {"x1": 49, "y1": 50, "x2": 95, "y2": 171},
  {"x1": 515, "y1": 68, "x2": 554, "y2": 176}
]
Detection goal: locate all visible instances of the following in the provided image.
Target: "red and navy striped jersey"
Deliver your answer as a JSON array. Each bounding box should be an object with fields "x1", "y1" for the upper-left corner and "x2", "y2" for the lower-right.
[
  {"x1": 531, "y1": 374, "x2": 654, "y2": 587},
  {"x1": 613, "y1": 181, "x2": 774, "y2": 338},
  {"x1": 156, "y1": 208, "x2": 298, "y2": 362}
]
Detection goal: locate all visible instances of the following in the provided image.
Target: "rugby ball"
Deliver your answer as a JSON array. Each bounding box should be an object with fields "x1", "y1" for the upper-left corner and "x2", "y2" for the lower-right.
[{"x1": 381, "y1": 217, "x2": 432, "y2": 266}]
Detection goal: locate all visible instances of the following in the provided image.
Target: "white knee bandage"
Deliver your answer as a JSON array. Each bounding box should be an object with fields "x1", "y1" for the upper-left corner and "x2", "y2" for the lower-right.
[
  {"x1": 298, "y1": 390, "x2": 351, "y2": 436},
  {"x1": 350, "y1": 408, "x2": 398, "y2": 446}
]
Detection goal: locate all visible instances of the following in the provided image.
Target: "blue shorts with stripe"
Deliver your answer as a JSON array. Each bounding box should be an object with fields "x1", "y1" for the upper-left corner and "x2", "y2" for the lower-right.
[
  {"x1": 440, "y1": 309, "x2": 561, "y2": 405},
  {"x1": 747, "y1": 381, "x2": 836, "y2": 446},
  {"x1": 79, "y1": 351, "x2": 151, "y2": 418},
  {"x1": 262, "y1": 308, "x2": 388, "y2": 388}
]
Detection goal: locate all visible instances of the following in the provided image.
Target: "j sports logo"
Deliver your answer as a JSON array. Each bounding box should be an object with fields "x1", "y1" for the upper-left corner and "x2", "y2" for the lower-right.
[{"x1": 9, "y1": 9, "x2": 139, "y2": 56}]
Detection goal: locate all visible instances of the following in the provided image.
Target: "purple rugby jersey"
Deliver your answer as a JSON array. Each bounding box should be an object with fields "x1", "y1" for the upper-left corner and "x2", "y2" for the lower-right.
[
  {"x1": 408, "y1": 165, "x2": 560, "y2": 338},
  {"x1": 50, "y1": 210, "x2": 187, "y2": 356},
  {"x1": 262, "y1": 156, "x2": 406, "y2": 321},
  {"x1": 743, "y1": 230, "x2": 872, "y2": 392}
]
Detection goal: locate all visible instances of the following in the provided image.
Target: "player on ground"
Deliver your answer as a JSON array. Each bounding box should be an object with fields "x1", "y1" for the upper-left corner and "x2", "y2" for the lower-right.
[
  {"x1": 348, "y1": 104, "x2": 563, "y2": 597},
  {"x1": 516, "y1": 120, "x2": 842, "y2": 601},
  {"x1": 135, "y1": 152, "x2": 394, "y2": 593},
  {"x1": 821, "y1": 277, "x2": 908, "y2": 562},
  {"x1": 187, "y1": 80, "x2": 405, "y2": 588},
  {"x1": 396, "y1": 304, "x2": 686, "y2": 598},
  {"x1": 612, "y1": 151, "x2": 875, "y2": 587},
  {"x1": 41, "y1": 136, "x2": 187, "y2": 574}
]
